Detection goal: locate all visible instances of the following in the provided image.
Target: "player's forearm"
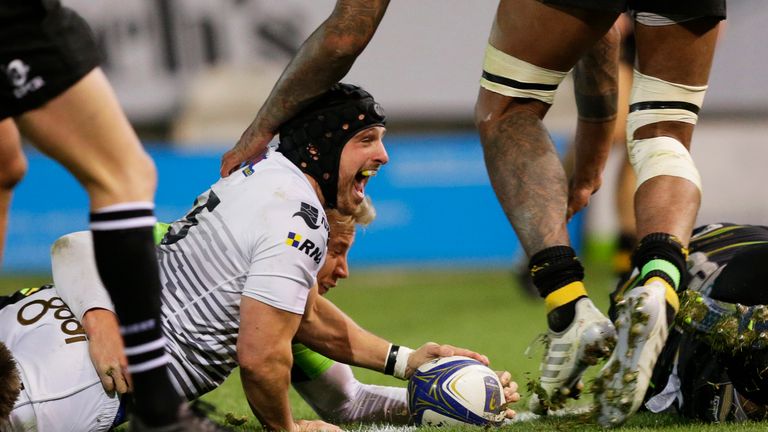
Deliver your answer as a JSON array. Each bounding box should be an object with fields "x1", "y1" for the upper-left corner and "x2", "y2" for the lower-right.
[
  {"x1": 51, "y1": 231, "x2": 115, "y2": 321},
  {"x1": 572, "y1": 25, "x2": 620, "y2": 180},
  {"x1": 241, "y1": 357, "x2": 295, "y2": 431},
  {"x1": 293, "y1": 362, "x2": 409, "y2": 424},
  {"x1": 248, "y1": 0, "x2": 389, "y2": 135},
  {"x1": 296, "y1": 296, "x2": 391, "y2": 372}
]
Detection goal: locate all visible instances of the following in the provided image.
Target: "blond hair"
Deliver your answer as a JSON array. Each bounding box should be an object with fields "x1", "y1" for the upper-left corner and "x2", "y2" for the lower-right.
[{"x1": 0, "y1": 341, "x2": 20, "y2": 420}]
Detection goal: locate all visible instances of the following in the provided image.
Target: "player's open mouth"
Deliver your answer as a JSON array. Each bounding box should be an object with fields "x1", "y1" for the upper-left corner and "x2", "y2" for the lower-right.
[{"x1": 354, "y1": 168, "x2": 377, "y2": 199}]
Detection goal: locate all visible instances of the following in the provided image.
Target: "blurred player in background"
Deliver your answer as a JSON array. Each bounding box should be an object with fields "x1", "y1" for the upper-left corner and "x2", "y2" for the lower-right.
[
  {"x1": 0, "y1": 1, "x2": 206, "y2": 430},
  {"x1": 611, "y1": 13, "x2": 638, "y2": 280},
  {"x1": 473, "y1": 1, "x2": 725, "y2": 426},
  {"x1": 609, "y1": 223, "x2": 768, "y2": 423}
]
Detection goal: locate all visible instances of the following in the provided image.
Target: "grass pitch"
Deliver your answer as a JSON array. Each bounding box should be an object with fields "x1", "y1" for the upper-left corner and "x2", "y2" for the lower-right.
[{"x1": 3, "y1": 261, "x2": 767, "y2": 431}]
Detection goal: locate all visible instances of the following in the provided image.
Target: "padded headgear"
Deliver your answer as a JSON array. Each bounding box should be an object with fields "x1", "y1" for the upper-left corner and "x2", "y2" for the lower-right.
[{"x1": 278, "y1": 83, "x2": 386, "y2": 208}]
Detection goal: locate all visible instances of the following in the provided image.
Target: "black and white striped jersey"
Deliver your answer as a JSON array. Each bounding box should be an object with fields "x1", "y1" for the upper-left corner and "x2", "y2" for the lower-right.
[{"x1": 157, "y1": 150, "x2": 328, "y2": 398}]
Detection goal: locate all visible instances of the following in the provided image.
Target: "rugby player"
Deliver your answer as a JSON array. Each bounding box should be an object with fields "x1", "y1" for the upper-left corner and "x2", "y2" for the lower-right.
[
  {"x1": 0, "y1": 200, "x2": 519, "y2": 430},
  {"x1": 609, "y1": 223, "x2": 768, "y2": 423},
  {"x1": 216, "y1": 0, "x2": 622, "y2": 419},
  {"x1": 48, "y1": 83, "x2": 502, "y2": 431},
  {"x1": 0, "y1": 1, "x2": 197, "y2": 429},
  {"x1": 290, "y1": 201, "x2": 520, "y2": 424},
  {"x1": 473, "y1": 1, "x2": 725, "y2": 425}
]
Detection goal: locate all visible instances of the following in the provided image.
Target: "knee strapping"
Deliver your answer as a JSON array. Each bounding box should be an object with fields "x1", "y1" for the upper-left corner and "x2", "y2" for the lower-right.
[
  {"x1": 629, "y1": 136, "x2": 701, "y2": 191},
  {"x1": 627, "y1": 70, "x2": 706, "y2": 191},
  {"x1": 627, "y1": 69, "x2": 708, "y2": 137},
  {"x1": 480, "y1": 44, "x2": 567, "y2": 104}
]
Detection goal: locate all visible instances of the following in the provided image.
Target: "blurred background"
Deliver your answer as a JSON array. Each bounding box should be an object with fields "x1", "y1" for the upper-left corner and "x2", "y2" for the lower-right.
[{"x1": 5, "y1": 0, "x2": 768, "y2": 272}]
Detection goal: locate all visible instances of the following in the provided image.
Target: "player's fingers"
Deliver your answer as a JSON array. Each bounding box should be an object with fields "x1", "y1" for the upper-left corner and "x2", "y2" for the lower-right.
[
  {"x1": 504, "y1": 388, "x2": 520, "y2": 403},
  {"x1": 449, "y1": 347, "x2": 488, "y2": 365},
  {"x1": 219, "y1": 147, "x2": 243, "y2": 177},
  {"x1": 98, "y1": 368, "x2": 115, "y2": 393},
  {"x1": 504, "y1": 408, "x2": 516, "y2": 419},
  {"x1": 435, "y1": 343, "x2": 455, "y2": 358},
  {"x1": 496, "y1": 370, "x2": 512, "y2": 386},
  {"x1": 113, "y1": 369, "x2": 130, "y2": 395},
  {"x1": 503, "y1": 379, "x2": 518, "y2": 394}
]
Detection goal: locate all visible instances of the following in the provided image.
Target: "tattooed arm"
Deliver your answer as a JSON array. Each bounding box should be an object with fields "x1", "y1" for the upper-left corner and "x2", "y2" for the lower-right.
[
  {"x1": 567, "y1": 24, "x2": 620, "y2": 219},
  {"x1": 221, "y1": 0, "x2": 391, "y2": 176}
]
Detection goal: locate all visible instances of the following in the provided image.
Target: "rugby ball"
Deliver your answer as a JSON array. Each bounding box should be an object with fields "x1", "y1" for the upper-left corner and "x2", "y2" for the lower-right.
[{"x1": 407, "y1": 355, "x2": 506, "y2": 426}]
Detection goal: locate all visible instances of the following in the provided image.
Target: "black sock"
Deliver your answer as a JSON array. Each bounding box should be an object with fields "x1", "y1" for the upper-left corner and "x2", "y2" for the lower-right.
[
  {"x1": 632, "y1": 233, "x2": 687, "y2": 324},
  {"x1": 529, "y1": 246, "x2": 587, "y2": 332},
  {"x1": 90, "y1": 203, "x2": 182, "y2": 426},
  {"x1": 632, "y1": 232, "x2": 687, "y2": 290}
]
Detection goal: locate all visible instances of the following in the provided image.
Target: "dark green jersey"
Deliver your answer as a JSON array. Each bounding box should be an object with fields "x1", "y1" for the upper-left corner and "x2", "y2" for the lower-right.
[{"x1": 642, "y1": 224, "x2": 768, "y2": 422}]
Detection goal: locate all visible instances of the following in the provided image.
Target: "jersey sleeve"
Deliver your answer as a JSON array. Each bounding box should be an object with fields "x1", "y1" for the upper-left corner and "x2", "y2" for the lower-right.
[
  {"x1": 51, "y1": 230, "x2": 115, "y2": 321},
  {"x1": 242, "y1": 198, "x2": 328, "y2": 315}
]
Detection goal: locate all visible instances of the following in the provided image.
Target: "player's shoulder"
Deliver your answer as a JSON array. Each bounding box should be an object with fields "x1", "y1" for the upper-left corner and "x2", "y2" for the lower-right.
[{"x1": 216, "y1": 151, "x2": 317, "y2": 204}]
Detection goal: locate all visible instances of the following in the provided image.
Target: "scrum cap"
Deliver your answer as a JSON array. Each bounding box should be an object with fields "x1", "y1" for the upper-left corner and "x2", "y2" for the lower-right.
[{"x1": 278, "y1": 83, "x2": 386, "y2": 208}]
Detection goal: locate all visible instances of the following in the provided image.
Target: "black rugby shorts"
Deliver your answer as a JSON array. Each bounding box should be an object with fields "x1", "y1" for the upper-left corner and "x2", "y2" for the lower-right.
[
  {"x1": 0, "y1": 1, "x2": 102, "y2": 119},
  {"x1": 539, "y1": 0, "x2": 726, "y2": 19}
]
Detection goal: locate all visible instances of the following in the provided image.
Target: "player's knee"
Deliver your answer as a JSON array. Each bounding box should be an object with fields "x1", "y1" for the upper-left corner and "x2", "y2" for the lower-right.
[
  {"x1": 476, "y1": 43, "x2": 562, "y2": 135},
  {"x1": 479, "y1": 44, "x2": 567, "y2": 105},
  {"x1": 627, "y1": 70, "x2": 706, "y2": 192},
  {"x1": 628, "y1": 136, "x2": 701, "y2": 192},
  {"x1": 0, "y1": 147, "x2": 27, "y2": 191},
  {"x1": 627, "y1": 69, "x2": 707, "y2": 140}
]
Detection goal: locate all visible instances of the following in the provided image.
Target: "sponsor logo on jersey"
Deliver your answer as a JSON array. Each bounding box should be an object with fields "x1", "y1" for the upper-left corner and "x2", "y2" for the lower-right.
[
  {"x1": 5, "y1": 59, "x2": 45, "y2": 99},
  {"x1": 17, "y1": 293, "x2": 87, "y2": 345},
  {"x1": 241, "y1": 152, "x2": 269, "y2": 177},
  {"x1": 293, "y1": 202, "x2": 324, "y2": 230},
  {"x1": 286, "y1": 231, "x2": 324, "y2": 264}
]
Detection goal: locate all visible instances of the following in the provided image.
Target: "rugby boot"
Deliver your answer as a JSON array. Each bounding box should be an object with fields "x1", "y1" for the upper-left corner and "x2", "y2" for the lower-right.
[
  {"x1": 129, "y1": 402, "x2": 233, "y2": 432},
  {"x1": 594, "y1": 281, "x2": 669, "y2": 427},
  {"x1": 529, "y1": 297, "x2": 616, "y2": 413}
]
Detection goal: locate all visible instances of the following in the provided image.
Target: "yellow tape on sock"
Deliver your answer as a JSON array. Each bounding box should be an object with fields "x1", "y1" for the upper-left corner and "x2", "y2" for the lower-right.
[
  {"x1": 545, "y1": 281, "x2": 587, "y2": 313},
  {"x1": 647, "y1": 276, "x2": 679, "y2": 313}
]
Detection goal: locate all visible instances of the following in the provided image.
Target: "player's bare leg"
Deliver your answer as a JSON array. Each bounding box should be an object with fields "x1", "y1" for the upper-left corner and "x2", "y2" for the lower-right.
[
  {"x1": 475, "y1": 0, "x2": 618, "y2": 412},
  {"x1": 15, "y1": 69, "x2": 229, "y2": 431},
  {"x1": 613, "y1": 53, "x2": 637, "y2": 279},
  {"x1": 595, "y1": 17, "x2": 722, "y2": 427},
  {"x1": 0, "y1": 120, "x2": 26, "y2": 269}
]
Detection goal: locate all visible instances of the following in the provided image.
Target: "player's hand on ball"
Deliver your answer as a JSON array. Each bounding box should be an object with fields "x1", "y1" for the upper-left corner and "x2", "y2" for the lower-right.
[
  {"x1": 496, "y1": 370, "x2": 520, "y2": 419},
  {"x1": 294, "y1": 419, "x2": 342, "y2": 432},
  {"x1": 81, "y1": 308, "x2": 131, "y2": 395},
  {"x1": 407, "y1": 342, "x2": 490, "y2": 378}
]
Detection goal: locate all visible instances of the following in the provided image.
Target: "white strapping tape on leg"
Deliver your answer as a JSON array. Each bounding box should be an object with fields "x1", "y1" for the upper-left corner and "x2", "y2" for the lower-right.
[
  {"x1": 480, "y1": 44, "x2": 568, "y2": 104},
  {"x1": 627, "y1": 69, "x2": 708, "y2": 139},
  {"x1": 629, "y1": 136, "x2": 701, "y2": 192}
]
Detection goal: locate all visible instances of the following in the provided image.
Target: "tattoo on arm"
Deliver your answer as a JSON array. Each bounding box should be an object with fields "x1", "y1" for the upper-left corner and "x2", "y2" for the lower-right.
[
  {"x1": 573, "y1": 29, "x2": 620, "y2": 123},
  {"x1": 256, "y1": 0, "x2": 390, "y2": 133}
]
